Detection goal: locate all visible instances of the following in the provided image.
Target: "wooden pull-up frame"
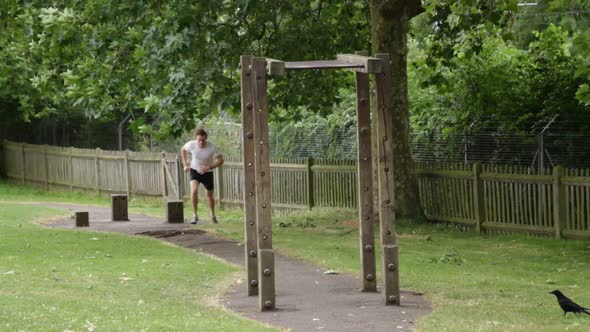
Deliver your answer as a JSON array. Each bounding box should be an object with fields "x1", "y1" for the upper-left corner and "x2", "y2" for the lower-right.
[{"x1": 240, "y1": 52, "x2": 400, "y2": 311}]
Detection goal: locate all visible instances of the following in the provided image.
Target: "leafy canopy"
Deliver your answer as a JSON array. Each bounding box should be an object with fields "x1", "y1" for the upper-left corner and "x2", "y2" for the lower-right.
[{"x1": 0, "y1": 1, "x2": 368, "y2": 138}]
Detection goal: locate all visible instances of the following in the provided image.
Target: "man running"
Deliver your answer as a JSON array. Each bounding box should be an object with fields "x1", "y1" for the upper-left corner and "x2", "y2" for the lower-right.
[{"x1": 181, "y1": 128, "x2": 224, "y2": 224}]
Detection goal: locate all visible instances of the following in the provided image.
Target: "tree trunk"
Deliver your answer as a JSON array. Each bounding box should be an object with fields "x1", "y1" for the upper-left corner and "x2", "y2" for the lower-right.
[{"x1": 369, "y1": 0, "x2": 424, "y2": 219}]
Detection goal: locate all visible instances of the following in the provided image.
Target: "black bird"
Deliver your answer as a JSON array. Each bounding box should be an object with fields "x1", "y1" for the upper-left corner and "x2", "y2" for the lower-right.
[{"x1": 549, "y1": 290, "x2": 590, "y2": 316}]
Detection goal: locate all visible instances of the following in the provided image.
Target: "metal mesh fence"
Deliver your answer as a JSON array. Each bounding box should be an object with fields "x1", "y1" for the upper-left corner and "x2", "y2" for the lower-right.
[
  {"x1": 267, "y1": 126, "x2": 357, "y2": 159},
  {"x1": 205, "y1": 121, "x2": 590, "y2": 169},
  {"x1": 203, "y1": 124, "x2": 358, "y2": 160},
  {"x1": 411, "y1": 132, "x2": 590, "y2": 168}
]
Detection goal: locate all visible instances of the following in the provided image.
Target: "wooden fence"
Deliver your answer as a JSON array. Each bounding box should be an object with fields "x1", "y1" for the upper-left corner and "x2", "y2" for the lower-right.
[
  {"x1": 416, "y1": 163, "x2": 590, "y2": 240},
  {"x1": 1, "y1": 141, "x2": 165, "y2": 197},
  {"x1": 0, "y1": 141, "x2": 357, "y2": 211},
  {"x1": 3, "y1": 140, "x2": 590, "y2": 240},
  {"x1": 220, "y1": 156, "x2": 357, "y2": 210}
]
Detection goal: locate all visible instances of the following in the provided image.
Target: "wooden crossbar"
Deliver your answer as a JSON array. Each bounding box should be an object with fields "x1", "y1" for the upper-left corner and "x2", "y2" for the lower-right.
[
  {"x1": 266, "y1": 53, "x2": 383, "y2": 76},
  {"x1": 286, "y1": 60, "x2": 363, "y2": 70}
]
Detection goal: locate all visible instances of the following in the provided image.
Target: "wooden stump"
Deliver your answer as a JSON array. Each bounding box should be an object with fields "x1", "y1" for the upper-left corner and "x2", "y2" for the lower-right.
[
  {"x1": 111, "y1": 194, "x2": 128, "y2": 221},
  {"x1": 166, "y1": 200, "x2": 184, "y2": 224},
  {"x1": 75, "y1": 211, "x2": 89, "y2": 227}
]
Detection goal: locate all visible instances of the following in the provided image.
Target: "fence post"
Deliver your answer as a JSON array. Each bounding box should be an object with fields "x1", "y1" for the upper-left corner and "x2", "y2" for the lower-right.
[
  {"x1": 464, "y1": 132, "x2": 469, "y2": 164},
  {"x1": 473, "y1": 163, "x2": 485, "y2": 234},
  {"x1": 307, "y1": 157, "x2": 314, "y2": 210},
  {"x1": 175, "y1": 154, "x2": 183, "y2": 201},
  {"x1": 69, "y1": 147, "x2": 74, "y2": 191},
  {"x1": 161, "y1": 152, "x2": 168, "y2": 199},
  {"x1": 0, "y1": 140, "x2": 4, "y2": 178},
  {"x1": 216, "y1": 165, "x2": 224, "y2": 210},
  {"x1": 94, "y1": 148, "x2": 101, "y2": 195},
  {"x1": 124, "y1": 150, "x2": 131, "y2": 197},
  {"x1": 538, "y1": 134, "x2": 545, "y2": 171},
  {"x1": 0, "y1": 141, "x2": 3, "y2": 178},
  {"x1": 553, "y1": 166, "x2": 564, "y2": 239},
  {"x1": 43, "y1": 145, "x2": 49, "y2": 190},
  {"x1": 21, "y1": 143, "x2": 26, "y2": 185}
]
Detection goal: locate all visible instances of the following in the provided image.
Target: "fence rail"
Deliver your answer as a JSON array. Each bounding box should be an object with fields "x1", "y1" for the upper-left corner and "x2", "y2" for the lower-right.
[{"x1": 2, "y1": 140, "x2": 590, "y2": 240}]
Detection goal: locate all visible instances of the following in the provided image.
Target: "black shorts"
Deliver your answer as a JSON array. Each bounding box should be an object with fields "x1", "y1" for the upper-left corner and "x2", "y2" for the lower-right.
[{"x1": 189, "y1": 169, "x2": 214, "y2": 191}]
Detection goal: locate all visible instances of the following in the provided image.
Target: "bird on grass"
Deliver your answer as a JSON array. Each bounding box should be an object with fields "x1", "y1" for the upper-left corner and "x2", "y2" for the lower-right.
[{"x1": 549, "y1": 290, "x2": 590, "y2": 316}]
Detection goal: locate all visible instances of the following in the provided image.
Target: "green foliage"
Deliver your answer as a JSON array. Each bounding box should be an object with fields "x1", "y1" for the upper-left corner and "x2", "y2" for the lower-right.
[
  {"x1": 3, "y1": 0, "x2": 589, "y2": 153},
  {"x1": 416, "y1": 0, "x2": 518, "y2": 72},
  {"x1": 0, "y1": 1, "x2": 368, "y2": 139},
  {"x1": 410, "y1": 2, "x2": 590, "y2": 138},
  {"x1": 571, "y1": 27, "x2": 590, "y2": 105},
  {"x1": 511, "y1": 0, "x2": 590, "y2": 47}
]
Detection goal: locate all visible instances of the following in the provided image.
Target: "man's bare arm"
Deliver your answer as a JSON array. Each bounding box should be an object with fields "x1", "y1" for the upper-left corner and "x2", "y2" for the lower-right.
[
  {"x1": 211, "y1": 155, "x2": 224, "y2": 169},
  {"x1": 181, "y1": 148, "x2": 189, "y2": 171}
]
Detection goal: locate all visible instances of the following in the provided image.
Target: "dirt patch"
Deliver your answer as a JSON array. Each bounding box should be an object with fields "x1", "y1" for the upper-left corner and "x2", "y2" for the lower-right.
[
  {"x1": 136, "y1": 229, "x2": 206, "y2": 238},
  {"x1": 340, "y1": 219, "x2": 359, "y2": 227}
]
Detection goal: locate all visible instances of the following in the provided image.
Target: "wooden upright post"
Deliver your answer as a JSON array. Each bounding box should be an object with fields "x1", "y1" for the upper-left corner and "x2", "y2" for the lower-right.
[
  {"x1": 21, "y1": 143, "x2": 26, "y2": 185},
  {"x1": 216, "y1": 165, "x2": 224, "y2": 210},
  {"x1": 251, "y1": 57, "x2": 275, "y2": 311},
  {"x1": 473, "y1": 163, "x2": 485, "y2": 234},
  {"x1": 307, "y1": 157, "x2": 314, "y2": 210},
  {"x1": 124, "y1": 150, "x2": 131, "y2": 197},
  {"x1": 95, "y1": 148, "x2": 101, "y2": 195},
  {"x1": 355, "y1": 62, "x2": 377, "y2": 292},
  {"x1": 374, "y1": 53, "x2": 400, "y2": 305},
  {"x1": 161, "y1": 152, "x2": 168, "y2": 199},
  {"x1": 43, "y1": 145, "x2": 49, "y2": 190},
  {"x1": 69, "y1": 147, "x2": 74, "y2": 191},
  {"x1": 241, "y1": 55, "x2": 259, "y2": 297},
  {"x1": 553, "y1": 166, "x2": 564, "y2": 239},
  {"x1": 175, "y1": 155, "x2": 183, "y2": 200}
]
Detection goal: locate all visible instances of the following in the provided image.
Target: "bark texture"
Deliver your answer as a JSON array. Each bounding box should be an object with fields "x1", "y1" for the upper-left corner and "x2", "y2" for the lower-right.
[{"x1": 369, "y1": 0, "x2": 424, "y2": 218}]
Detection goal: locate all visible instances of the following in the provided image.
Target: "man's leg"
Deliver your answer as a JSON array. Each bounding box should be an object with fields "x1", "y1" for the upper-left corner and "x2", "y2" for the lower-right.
[
  {"x1": 206, "y1": 190, "x2": 217, "y2": 223},
  {"x1": 190, "y1": 180, "x2": 200, "y2": 223}
]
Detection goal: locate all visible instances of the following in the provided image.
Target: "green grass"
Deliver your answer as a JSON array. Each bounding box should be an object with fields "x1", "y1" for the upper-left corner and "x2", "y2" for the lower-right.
[
  {"x1": 202, "y1": 212, "x2": 590, "y2": 332},
  {"x1": 3, "y1": 180, "x2": 590, "y2": 331},
  {"x1": 0, "y1": 181, "x2": 112, "y2": 205},
  {"x1": 0, "y1": 185, "x2": 277, "y2": 331}
]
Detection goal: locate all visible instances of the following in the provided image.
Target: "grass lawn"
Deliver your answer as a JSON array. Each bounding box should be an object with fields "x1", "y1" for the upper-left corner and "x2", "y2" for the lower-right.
[
  {"x1": 2, "y1": 180, "x2": 590, "y2": 331},
  {"x1": 0, "y1": 183, "x2": 277, "y2": 331},
  {"x1": 201, "y1": 212, "x2": 590, "y2": 332}
]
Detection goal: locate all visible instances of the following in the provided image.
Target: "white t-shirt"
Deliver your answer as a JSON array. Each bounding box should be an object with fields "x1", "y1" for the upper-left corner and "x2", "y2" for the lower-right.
[{"x1": 182, "y1": 140, "x2": 221, "y2": 172}]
